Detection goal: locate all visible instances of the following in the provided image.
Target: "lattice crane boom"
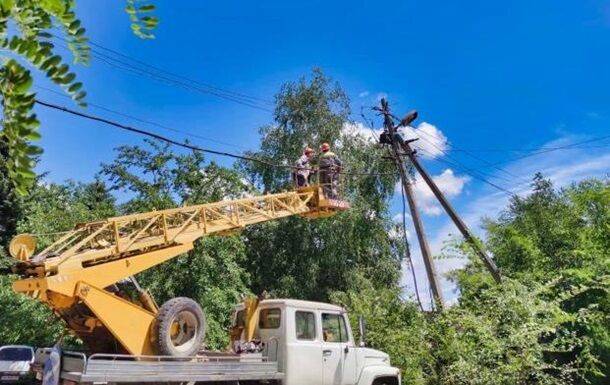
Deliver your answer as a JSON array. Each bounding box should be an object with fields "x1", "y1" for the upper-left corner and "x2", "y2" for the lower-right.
[{"x1": 9, "y1": 186, "x2": 348, "y2": 356}]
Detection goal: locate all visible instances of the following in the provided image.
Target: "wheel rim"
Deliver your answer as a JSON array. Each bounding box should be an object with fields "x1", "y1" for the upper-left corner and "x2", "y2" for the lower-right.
[{"x1": 167, "y1": 310, "x2": 198, "y2": 353}]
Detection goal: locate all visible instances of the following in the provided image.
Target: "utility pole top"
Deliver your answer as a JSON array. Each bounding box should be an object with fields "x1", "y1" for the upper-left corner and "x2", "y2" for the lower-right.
[{"x1": 376, "y1": 98, "x2": 502, "y2": 288}]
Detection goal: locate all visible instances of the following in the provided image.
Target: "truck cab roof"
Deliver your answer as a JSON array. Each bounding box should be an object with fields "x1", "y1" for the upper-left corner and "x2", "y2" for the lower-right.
[{"x1": 235, "y1": 298, "x2": 346, "y2": 312}]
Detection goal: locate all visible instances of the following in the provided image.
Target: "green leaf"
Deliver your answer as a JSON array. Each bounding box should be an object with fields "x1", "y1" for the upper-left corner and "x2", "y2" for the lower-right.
[
  {"x1": 17, "y1": 168, "x2": 36, "y2": 178},
  {"x1": 41, "y1": 55, "x2": 61, "y2": 70},
  {"x1": 60, "y1": 72, "x2": 76, "y2": 84},
  {"x1": 0, "y1": 0, "x2": 14, "y2": 12},
  {"x1": 138, "y1": 4, "x2": 156, "y2": 12},
  {"x1": 67, "y1": 82, "x2": 82, "y2": 93},
  {"x1": 24, "y1": 144, "x2": 43, "y2": 156},
  {"x1": 13, "y1": 76, "x2": 32, "y2": 93},
  {"x1": 55, "y1": 64, "x2": 69, "y2": 76},
  {"x1": 73, "y1": 90, "x2": 86, "y2": 101},
  {"x1": 68, "y1": 20, "x2": 80, "y2": 33}
]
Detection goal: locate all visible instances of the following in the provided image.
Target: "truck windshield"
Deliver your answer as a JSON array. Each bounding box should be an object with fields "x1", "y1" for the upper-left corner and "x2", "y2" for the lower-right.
[{"x1": 0, "y1": 347, "x2": 33, "y2": 361}]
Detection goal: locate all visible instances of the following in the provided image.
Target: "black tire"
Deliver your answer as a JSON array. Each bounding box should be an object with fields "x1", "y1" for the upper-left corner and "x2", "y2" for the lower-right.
[{"x1": 154, "y1": 297, "x2": 206, "y2": 356}]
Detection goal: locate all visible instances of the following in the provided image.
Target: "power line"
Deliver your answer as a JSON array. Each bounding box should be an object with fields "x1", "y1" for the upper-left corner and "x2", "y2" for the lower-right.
[
  {"x1": 78, "y1": 34, "x2": 273, "y2": 105},
  {"x1": 52, "y1": 36, "x2": 274, "y2": 112},
  {"x1": 416, "y1": 148, "x2": 516, "y2": 197},
  {"x1": 87, "y1": 49, "x2": 274, "y2": 112},
  {"x1": 34, "y1": 99, "x2": 396, "y2": 178},
  {"x1": 485, "y1": 135, "x2": 610, "y2": 167},
  {"x1": 34, "y1": 85, "x2": 251, "y2": 152},
  {"x1": 413, "y1": 133, "x2": 610, "y2": 195},
  {"x1": 410, "y1": 130, "x2": 518, "y2": 185},
  {"x1": 406, "y1": 126, "x2": 526, "y2": 184},
  {"x1": 400, "y1": 122, "x2": 609, "y2": 179},
  {"x1": 452, "y1": 144, "x2": 610, "y2": 152}
]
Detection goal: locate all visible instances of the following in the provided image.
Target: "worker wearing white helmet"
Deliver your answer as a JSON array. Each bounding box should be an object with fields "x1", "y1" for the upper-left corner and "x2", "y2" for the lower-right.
[{"x1": 293, "y1": 147, "x2": 315, "y2": 188}]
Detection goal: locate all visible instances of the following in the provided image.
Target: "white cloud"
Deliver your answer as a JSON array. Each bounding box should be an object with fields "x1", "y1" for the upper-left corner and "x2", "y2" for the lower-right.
[
  {"x1": 397, "y1": 169, "x2": 470, "y2": 216},
  {"x1": 341, "y1": 121, "x2": 449, "y2": 161},
  {"x1": 358, "y1": 91, "x2": 370, "y2": 98},
  {"x1": 399, "y1": 122, "x2": 449, "y2": 159},
  {"x1": 341, "y1": 121, "x2": 382, "y2": 143},
  {"x1": 392, "y1": 212, "x2": 411, "y2": 223}
]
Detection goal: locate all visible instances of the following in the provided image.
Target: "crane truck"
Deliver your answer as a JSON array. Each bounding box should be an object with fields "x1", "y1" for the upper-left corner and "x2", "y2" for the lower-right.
[{"x1": 6, "y1": 185, "x2": 401, "y2": 385}]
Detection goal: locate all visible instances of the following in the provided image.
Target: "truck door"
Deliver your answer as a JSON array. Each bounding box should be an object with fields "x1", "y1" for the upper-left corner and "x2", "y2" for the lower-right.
[{"x1": 321, "y1": 312, "x2": 350, "y2": 385}]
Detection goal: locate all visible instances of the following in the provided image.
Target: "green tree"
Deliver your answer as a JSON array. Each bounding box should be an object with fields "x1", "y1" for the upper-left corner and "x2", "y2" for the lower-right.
[
  {"x1": 240, "y1": 69, "x2": 401, "y2": 301},
  {"x1": 0, "y1": 179, "x2": 116, "y2": 346},
  {"x1": 100, "y1": 139, "x2": 252, "y2": 349},
  {"x1": 451, "y1": 175, "x2": 609, "y2": 384}
]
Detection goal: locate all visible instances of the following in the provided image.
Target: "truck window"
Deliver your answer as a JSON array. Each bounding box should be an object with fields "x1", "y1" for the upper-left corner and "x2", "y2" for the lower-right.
[
  {"x1": 322, "y1": 313, "x2": 348, "y2": 343},
  {"x1": 0, "y1": 347, "x2": 33, "y2": 361},
  {"x1": 259, "y1": 308, "x2": 281, "y2": 329},
  {"x1": 295, "y1": 311, "x2": 316, "y2": 340}
]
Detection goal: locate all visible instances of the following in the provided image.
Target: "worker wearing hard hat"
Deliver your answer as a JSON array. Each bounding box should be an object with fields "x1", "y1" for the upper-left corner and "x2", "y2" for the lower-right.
[
  {"x1": 318, "y1": 143, "x2": 342, "y2": 199},
  {"x1": 293, "y1": 147, "x2": 315, "y2": 188}
]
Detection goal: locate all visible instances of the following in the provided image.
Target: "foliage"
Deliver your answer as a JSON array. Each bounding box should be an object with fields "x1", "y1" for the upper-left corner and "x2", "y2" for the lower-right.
[
  {"x1": 0, "y1": 272, "x2": 66, "y2": 347},
  {"x1": 100, "y1": 139, "x2": 252, "y2": 349},
  {"x1": 15, "y1": 179, "x2": 116, "y2": 248},
  {"x1": 454, "y1": 175, "x2": 609, "y2": 383},
  {"x1": 0, "y1": 60, "x2": 40, "y2": 195},
  {"x1": 125, "y1": 0, "x2": 158, "y2": 39},
  {"x1": 427, "y1": 280, "x2": 592, "y2": 385},
  {"x1": 0, "y1": 0, "x2": 157, "y2": 195},
  {"x1": 331, "y1": 274, "x2": 431, "y2": 385},
  {"x1": 240, "y1": 68, "x2": 401, "y2": 301},
  {"x1": 0, "y1": 179, "x2": 116, "y2": 346},
  {"x1": 335, "y1": 276, "x2": 598, "y2": 385}
]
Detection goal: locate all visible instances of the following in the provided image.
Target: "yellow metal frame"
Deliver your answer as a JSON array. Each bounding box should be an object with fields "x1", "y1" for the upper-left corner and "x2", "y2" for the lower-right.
[{"x1": 12, "y1": 187, "x2": 349, "y2": 355}]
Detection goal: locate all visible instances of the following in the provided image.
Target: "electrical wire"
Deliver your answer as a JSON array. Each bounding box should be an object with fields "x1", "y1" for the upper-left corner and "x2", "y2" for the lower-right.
[
  {"x1": 416, "y1": 148, "x2": 517, "y2": 197},
  {"x1": 84, "y1": 38, "x2": 273, "y2": 105},
  {"x1": 52, "y1": 35, "x2": 274, "y2": 112},
  {"x1": 407, "y1": 127, "x2": 519, "y2": 184},
  {"x1": 34, "y1": 85, "x2": 251, "y2": 152},
  {"x1": 34, "y1": 99, "x2": 397, "y2": 177},
  {"x1": 400, "y1": 182, "x2": 424, "y2": 312},
  {"x1": 485, "y1": 135, "x2": 610, "y2": 167}
]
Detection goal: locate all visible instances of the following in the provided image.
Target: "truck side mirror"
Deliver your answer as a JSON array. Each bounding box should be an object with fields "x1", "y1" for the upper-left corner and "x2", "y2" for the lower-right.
[{"x1": 358, "y1": 315, "x2": 366, "y2": 347}]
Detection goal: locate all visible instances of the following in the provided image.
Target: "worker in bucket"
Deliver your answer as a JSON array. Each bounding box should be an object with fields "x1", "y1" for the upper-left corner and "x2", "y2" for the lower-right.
[
  {"x1": 293, "y1": 147, "x2": 315, "y2": 188},
  {"x1": 318, "y1": 142, "x2": 342, "y2": 199}
]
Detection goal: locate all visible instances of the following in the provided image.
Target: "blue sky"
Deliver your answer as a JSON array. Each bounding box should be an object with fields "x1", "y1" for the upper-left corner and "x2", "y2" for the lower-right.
[{"x1": 28, "y1": 1, "x2": 610, "y2": 306}]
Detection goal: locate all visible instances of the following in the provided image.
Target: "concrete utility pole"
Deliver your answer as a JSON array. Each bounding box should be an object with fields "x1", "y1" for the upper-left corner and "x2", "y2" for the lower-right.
[
  {"x1": 377, "y1": 98, "x2": 503, "y2": 285},
  {"x1": 377, "y1": 99, "x2": 444, "y2": 310},
  {"x1": 395, "y1": 136, "x2": 503, "y2": 283}
]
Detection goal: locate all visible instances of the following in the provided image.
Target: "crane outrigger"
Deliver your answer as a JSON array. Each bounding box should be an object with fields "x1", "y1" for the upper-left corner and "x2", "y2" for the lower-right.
[{"x1": 8, "y1": 185, "x2": 349, "y2": 356}]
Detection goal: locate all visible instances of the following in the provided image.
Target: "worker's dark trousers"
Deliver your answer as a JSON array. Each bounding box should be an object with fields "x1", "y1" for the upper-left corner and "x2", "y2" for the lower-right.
[
  {"x1": 293, "y1": 173, "x2": 307, "y2": 188},
  {"x1": 320, "y1": 172, "x2": 338, "y2": 199}
]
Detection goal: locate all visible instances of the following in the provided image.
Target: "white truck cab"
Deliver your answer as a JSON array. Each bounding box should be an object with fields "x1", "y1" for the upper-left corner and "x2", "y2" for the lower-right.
[
  {"x1": 30, "y1": 299, "x2": 399, "y2": 385},
  {"x1": 233, "y1": 299, "x2": 400, "y2": 385}
]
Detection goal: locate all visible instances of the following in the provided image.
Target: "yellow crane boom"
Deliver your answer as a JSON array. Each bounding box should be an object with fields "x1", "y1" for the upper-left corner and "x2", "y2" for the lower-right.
[{"x1": 9, "y1": 186, "x2": 348, "y2": 356}]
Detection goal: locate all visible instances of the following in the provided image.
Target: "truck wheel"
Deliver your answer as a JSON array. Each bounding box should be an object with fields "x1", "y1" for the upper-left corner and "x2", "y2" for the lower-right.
[{"x1": 154, "y1": 297, "x2": 206, "y2": 356}]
